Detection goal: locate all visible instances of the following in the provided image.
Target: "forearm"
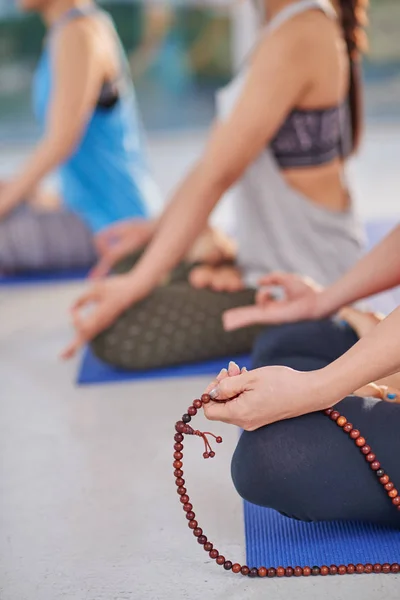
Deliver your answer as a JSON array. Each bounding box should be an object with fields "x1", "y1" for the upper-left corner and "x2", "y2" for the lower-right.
[
  {"x1": 125, "y1": 162, "x2": 226, "y2": 294},
  {"x1": 6, "y1": 137, "x2": 71, "y2": 208},
  {"x1": 317, "y1": 306, "x2": 400, "y2": 406},
  {"x1": 318, "y1": 225, "x2": 400, "y2": 315}
]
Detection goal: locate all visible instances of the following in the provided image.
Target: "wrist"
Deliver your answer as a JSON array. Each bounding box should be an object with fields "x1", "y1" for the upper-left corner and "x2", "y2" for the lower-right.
[
  {"x1": 305, "y1": 368, "x2": 343, "y2": 411},
  {"x1": 314, "y1": 289, "x2": 337, "y2": 319}
]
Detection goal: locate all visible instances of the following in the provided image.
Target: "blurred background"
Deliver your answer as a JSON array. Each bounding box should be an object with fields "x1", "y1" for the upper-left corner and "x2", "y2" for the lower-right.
[{"x1": 0, "y1": 0, "x2": 399, "y2": 218}]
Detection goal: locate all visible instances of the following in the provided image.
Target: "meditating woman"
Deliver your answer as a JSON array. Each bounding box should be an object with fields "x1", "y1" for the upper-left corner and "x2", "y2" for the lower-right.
[
  {"x1": 205, "y1": 225, "x2": 400, "y2": 528},
  {"x1": 0, "y1": 0, "x2": 162, "y2": 272},
  {"x1": 64, "y1": 0, "x2": 367, "y2": 370}
]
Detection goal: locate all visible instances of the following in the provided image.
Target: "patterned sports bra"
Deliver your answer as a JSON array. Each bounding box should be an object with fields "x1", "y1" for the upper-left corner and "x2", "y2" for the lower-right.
[{"x1": 270, "y1": 102, "x2": 352, "y2": 169}]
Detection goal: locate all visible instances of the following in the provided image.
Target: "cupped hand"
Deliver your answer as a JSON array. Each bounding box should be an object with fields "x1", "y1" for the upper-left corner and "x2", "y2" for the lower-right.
[
  {"x1": 203, "y1": 364, "x2": 328, "y2": 430},
  {"x1": 61, "y1": 274, "x2": 139, "y2": 359},
  {"x1": 222, "y1": 272, "x2": 324, "y2": 331},
  {"x1": 90, "y1": 219, "x2": 156, "y2": 279}
]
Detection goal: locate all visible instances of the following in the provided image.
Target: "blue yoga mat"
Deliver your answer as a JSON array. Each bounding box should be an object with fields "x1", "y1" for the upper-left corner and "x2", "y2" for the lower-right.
[
  {"x1": 77, "y1": 346, "x2": 252, "y2": 385},
  {"x1": 0, "y1": 267, "x2": 89, "y2": 286},
  {"x1": 244, "y1": 502, "x2": 400, "y2": 567}
]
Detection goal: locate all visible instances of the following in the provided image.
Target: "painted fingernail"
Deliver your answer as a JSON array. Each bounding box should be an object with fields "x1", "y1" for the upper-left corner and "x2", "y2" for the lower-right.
[
  {"x1": 219, "y1": 368, "x2": 228, "y2": 377},
  {"x1": 387, "y1": 393, "x2": 397, "y2": 400},
  {"x1": 229, "y1": 361, "x2": 239, "y2": 371},
  {"x1": 209, "y1": 387, "x2": 219, "y2": 400},
  {"x1": 241, "y1": 367, "x2": 248, "y2": 373}
]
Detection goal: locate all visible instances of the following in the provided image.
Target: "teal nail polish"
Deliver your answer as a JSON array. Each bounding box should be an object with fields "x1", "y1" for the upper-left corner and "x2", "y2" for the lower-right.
[
  {"x1": 387, "y1": 393, "x2": 397, "y2": 400},
  {"x1": 339, "y1": 320, "x2": 348, "y2": 326}
]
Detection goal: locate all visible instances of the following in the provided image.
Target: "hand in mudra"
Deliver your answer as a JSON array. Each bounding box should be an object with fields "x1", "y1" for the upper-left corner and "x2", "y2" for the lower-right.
[{"x1": 223, "y1": 272, "x2": 323, "y2": 331}]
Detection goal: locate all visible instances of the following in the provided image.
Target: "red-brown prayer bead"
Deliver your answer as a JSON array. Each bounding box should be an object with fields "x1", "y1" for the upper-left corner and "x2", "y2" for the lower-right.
[
  {"x1": 343, "y1": 423, "x2": 353, "y2": 433},
  {"x1": 361, "y1": 445, "x2": 371, "y2": 455},
  {"x1": 258, "y1": 567, "x2": 267, "y2": 577},
  {"x1": 285, "y1": 567, "x2": 294, "y2": 577},
  {"x1": 175, "y1": 478, "x2": 185, "y2": 487},
  {"x1": 391, "y1": 563, "x2": 400, "y2": 573},
  {"x1": 337, "y1": 416, "x2": 347, "y2": 427},
  {"x1": 188, "y1": 520, "x2": 198, "y2": 529},
  {"x1": 188, "y1": 407, "x2": 197, "y2": 416},
  {"x1": 356, "y1": 564, "x2": 365, "y2": 574},
  {"x1": 276, "y1": 567, "x2": 285, "y2": 577},
  {"x1": 303, "y1": 567, "x2": 311, "y2": 577},
  {"x1": 392, "y1": 496, "x2": 400, "y2": 506},
  {"x1": 338, "y1": 565, "x2": 347, "y2": 575},
  {"x1": 350, "y1": 429, "x2": 360, "y2": 439},
  {"x1": 320, "y1": 566, "x2": 329, "y2": 576},
  {"x1": 380, "y1": 475, "x2": 390, "y2": 485},
  {"x1": 174, "y1": 433, "x2": 183, "y2": 443},
  {"x1": 204, "y1": 542, "x2": 213, "y2": 552},
  {"x1": 268, "y1": 568, "x2": 277, "y2": 578},
  {"x1": 232, "y1": 564, "x2": 242, "y2": 574},
  {"x1": 330, "y1": 411, "x2": 340, "y2": 421},
  {"x1": 209, "y1": 549, "x2": 218, "y2": 559},
  {"x1": 183, "y1": 503, "x2": 192, "y2": 512},
  {"x1": 364, "y1": 564, "x2": 373, "y2": 573},
  {"x1": 371, "y1": 461, "x2": 381, "y2": 471},
  {"x1": 382, "y1": 563, "x2": 391, "y2": 574},
  {"x1": 193, "y1": 399, "x2": 202, "y2": 409},
  {"x1": 180, "y1": 495, "x2": 189, "y2": 504},
  {"x1": 347, "y1": 564, "x2": 356, "y2": 574},
  {"x1": 389, "y1": 489, "x2": 398, "y2": 498},
  {"x1": 174, "y1": 469, "x2": 183, "y2": 478},
  {"x1": 366, "y1": 453, "x2": 376, "y2": 463},
  {"x1": 385, "y1": 482, "x2": 394, "y2": 491},
  {"x1": 241, "y1": 566, "x2": 250, "y2": 576},
  {"x1": 216, "y1": 556, "x2": 225, "y2": 566},
  {"x1": 373, "y1": 564, "x2": 382, "y2": 573},
  {"x1": 330, "y1": 565, "x2": 338, "y2": 575},
  {"x1": 294, "y1": 567, "x2": 303, "y2": 577},
  {"x1": 355, "y1": 437, "x2": 366, "y2": 447},
  {"x1": 173, "y1": 460, "x2": 182, "y2": 470},
  {"x1": 201, "y1": 394, "x2": 211, "y2": 404},
  {"x1": 193, "y1": 528, "x2": 202, "y2": 537}
]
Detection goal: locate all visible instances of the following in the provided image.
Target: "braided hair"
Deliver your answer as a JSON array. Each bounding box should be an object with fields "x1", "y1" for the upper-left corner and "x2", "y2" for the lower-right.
[{"x1": 338, "y1": 0, "x2": 369, "y2": 151}]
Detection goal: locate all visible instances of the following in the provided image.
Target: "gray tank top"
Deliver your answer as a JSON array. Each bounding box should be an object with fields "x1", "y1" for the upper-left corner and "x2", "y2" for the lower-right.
[{"x1": 217, "y1": 0, "x2": 364, "y2": 288}]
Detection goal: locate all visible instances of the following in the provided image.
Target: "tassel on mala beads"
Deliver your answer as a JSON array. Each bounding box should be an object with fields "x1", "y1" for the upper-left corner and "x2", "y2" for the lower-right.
[{"x1": 173, "y1": 394, "x2": 400, "y2": 578}]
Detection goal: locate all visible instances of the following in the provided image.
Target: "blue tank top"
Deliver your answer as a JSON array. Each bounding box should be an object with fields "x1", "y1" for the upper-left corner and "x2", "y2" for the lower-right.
[{"x1": 32, "y1": 6, "x2": 162, "y2": 233}]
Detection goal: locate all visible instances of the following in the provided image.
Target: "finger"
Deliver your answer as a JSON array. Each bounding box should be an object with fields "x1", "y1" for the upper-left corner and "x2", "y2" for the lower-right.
[
  {"x1": 209, "y1": 372, "x2": 249, "y2": 402},
  {"x1": 228, "y1": 360, "x2": 241, "y2": 376},
  {"x1": 223, "y1": 305, "x2": 273, "y2": 331},
  {"x1": 382, "y1": 386, "x2": 400, "y2": 403},
  {"x1": 70, "y1": 287, "x2": 100, "y2": 311},
  {"x1": 88, "y1": 256, "x2": 113, "y2": 280},
  {"x1": 204, "y1": 367, "x2": 229, "y2": 395},
  {"x1": 255, "y1": 288, "x2": 276, "y2": 305},
  {"x1": 257, "y1": 272, "x2": 288, "y2": 288},
  {"x1": 60, "y1": 334, "x2": 83, "y2": 360}
]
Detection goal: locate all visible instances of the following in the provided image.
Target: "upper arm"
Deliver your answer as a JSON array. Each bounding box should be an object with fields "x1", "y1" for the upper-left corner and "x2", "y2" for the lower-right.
[
  {"x1": 45, "y1": 22, "x2": 104, "y2": 153},
  {"x1": 200, "y1": 25, "x2": 315, "y2": 187}
]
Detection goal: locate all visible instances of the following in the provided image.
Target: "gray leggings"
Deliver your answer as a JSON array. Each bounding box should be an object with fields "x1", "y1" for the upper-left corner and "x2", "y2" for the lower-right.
[
  {"x1": 232, "y1": 320, "x2": 400, "y2": 528},
  {"x1": 91, "y1": 254, "x2": 262, "y2": 370},
  {"x1": 0, "y1": 205, "x2": 96, "y2": 272}
]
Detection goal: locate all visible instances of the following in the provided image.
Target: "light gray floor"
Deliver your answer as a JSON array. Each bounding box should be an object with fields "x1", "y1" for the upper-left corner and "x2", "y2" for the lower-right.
[
  {"x1": 1, "y1": 285, "x2": 399, "y2": 600},
  {"x1": 1, "y1": 126, "x2": 400, "y2": 599}
]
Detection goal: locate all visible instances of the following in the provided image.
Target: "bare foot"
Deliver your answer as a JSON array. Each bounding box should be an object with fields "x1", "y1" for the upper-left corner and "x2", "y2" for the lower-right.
[
  {"x1": 339, "y1": 306, "x2": 385, "y2": 338},
  {"x1": 190, "y1": 264, "x2": 244, "y2": 292}
]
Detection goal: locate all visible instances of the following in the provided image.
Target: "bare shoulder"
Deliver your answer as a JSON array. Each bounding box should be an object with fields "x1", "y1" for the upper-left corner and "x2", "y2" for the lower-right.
[
  {"x1": 53, "y1": 17, "x2": 98, "y2": 58},
  {"x1": 255, "y1": 9, "x2": 339, "y2": 67}
]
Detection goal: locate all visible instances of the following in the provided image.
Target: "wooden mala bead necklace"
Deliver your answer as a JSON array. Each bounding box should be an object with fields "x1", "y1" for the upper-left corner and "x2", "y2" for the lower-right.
[{"x1": 174, "y1": 394, "x2": 400, "y2": 578}]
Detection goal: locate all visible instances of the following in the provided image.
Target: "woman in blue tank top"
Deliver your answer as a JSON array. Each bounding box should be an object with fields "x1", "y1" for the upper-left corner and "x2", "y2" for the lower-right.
[{"x1": 0, "y1": 0, "x2": 162, "y2": 272}]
